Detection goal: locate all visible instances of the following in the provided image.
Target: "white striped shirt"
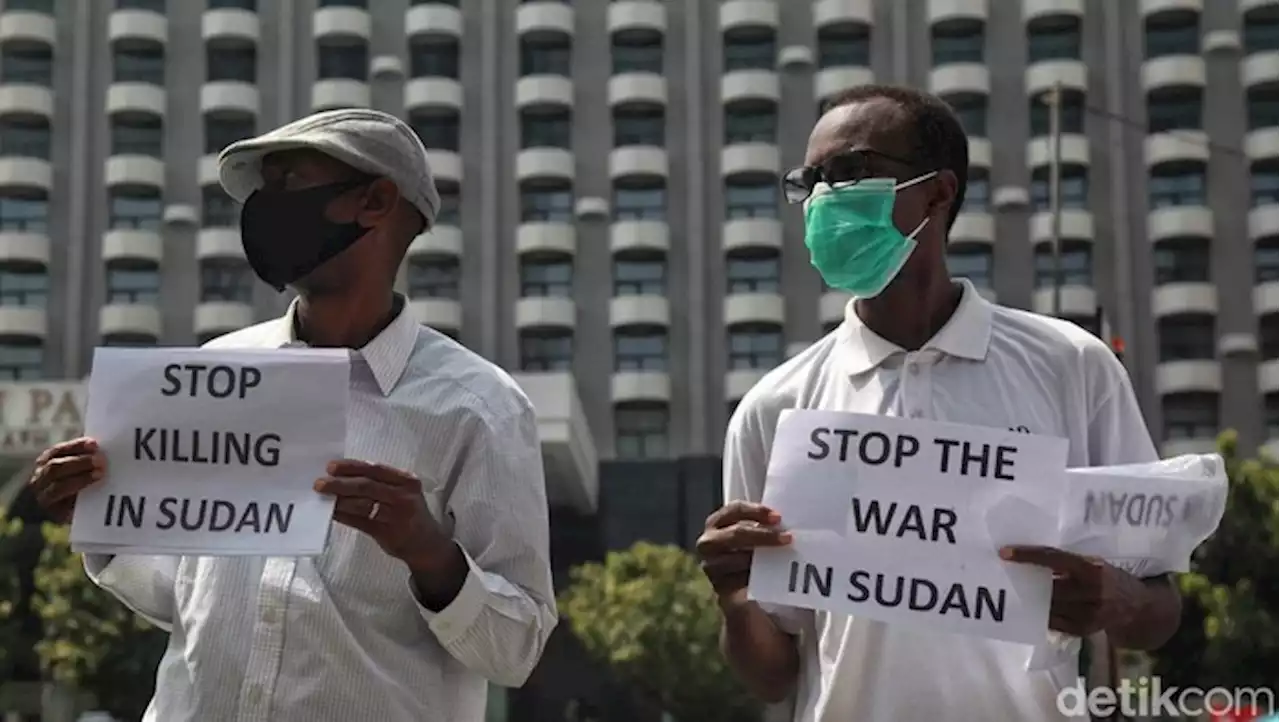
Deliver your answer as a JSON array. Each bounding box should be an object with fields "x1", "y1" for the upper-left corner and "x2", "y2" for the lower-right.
[{"x1": 84, "y1": 296, "x2": 557, "y2": 722}]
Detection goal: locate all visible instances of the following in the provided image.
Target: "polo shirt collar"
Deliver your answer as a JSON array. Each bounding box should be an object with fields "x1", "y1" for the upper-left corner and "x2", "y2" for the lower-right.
[
  {"x1": 267, "y1": 294, "x2": 419, "y2": 396},
  {"x1": 835, "y1": 278, "x2": 994, "y2": 375}
]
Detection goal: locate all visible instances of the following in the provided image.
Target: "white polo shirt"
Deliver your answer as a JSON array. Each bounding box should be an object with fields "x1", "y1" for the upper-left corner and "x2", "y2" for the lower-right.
[{"x1": 724, "y1": 279, "x2": 1158, "y2": 722}]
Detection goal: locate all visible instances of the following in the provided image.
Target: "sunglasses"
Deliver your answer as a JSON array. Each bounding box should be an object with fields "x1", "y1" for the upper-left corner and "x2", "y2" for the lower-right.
[{"x1": 781, "y1": 148, "x2": 918, "y2": 204}]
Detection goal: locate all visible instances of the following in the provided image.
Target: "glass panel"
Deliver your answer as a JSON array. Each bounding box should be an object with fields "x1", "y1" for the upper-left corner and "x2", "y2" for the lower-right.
[
  {"x1": 724, "y1": 181, "x2": 778, "y2": 219},
  {"x1": 437, "y1": 188, "x2": 460, "y2": 225},
  {"x1": 1033, "y1": 242, "x2": 1093, "y2": 287},
  {"x1": 816, "y1": 27, "x2": 869, "y2": 68},
  {"x1": 520, "y1": 187, "x2": 573, "y2": 222},
  {"x1": 613, "y1": 256, "x2": 665, "y2": 295},
  {"x1": 0, "y1": 342, "x2": 43, "y2": 380},
  {"x1": 201, "y1": 186, "x2": 238, "y2": 227},
  {"x1": 614, "y1": 330, "x2": 667, "y2": 371},
  {"x1": 0, "y1": 268, "x2": 47, "y2": 307},
  {"x1": 111, "y1": 118, "x2": 163, "y2": 156},
  {"x1": 106, "y1": 264, "x2": 160, "y2": 303},
  {"x1": 612, "y1": 185, "x2": 665, "y2": 221},
  {"x1": 1255, "y1": 239, "x2": 1278, "y2": 283},
  {"x1": 723, "y1": 36, "x2": 775, "y2": 72},
  {"x1": 199, "y1": 259, "x2": 253, "y2": 303},
  {"x1": 1144, "y1": 20, "x2": 1200, "y2": 59},
  {"x1": 614, "y1": 109, "x2": 664, "y2": 146},
  {"x1": 520, "y1": 111, "x2": 571, "y2": 149},
  {"x1": 317, "y1": 44, "x2": 368, "y2": 80},
  {"x1": 1148, "y1": 168, "x2": 1206, "y2": 207},
  {"x1": 727, "y1": 325, "x2": 783, "y2": 369},
  {"x1": 612, "y1": 37, "x2": 663, "y2": 74},
  {"x1": 931, "y1": 22, "x2": 984, "y2": 65},
  {"x1": 947, "y1": 247, "x2": 993, "y2": 287},
  {"x1": 207, "y1": 46, "x2": 256, "y2": 83},
  {"x1": 1147, "y1": 91, "x2": 1202, "y2": 133},
  {"x1": 0, "y1": 119, "x2": 50, "y2": 158},
  {"x1": 114, "y1": 46, "x2": 165, "y2": 84},
  {"x1": 1152, "y1": 239, "x2": 1211, "y2": 283},
  {"x1": 520, "y1": 257, "x2": 572, "y2": 296},
  {"x1": 1161, "y1": 393, "x2": 1218, "y2": 440},
  {"x1": 1027, "y1": 17, "x2": 1081, "y2": 62},
  {"x1": 0, "y1": 47, "x2": 52, "y2": 85},
  {"x1": 725, "y1": 251, "x2": 779, "y2": 293},
  {"x1": 0, "y1": 194, "x2": 48, "y2": 231},
  {"x1": 615, "y1": 404, "x2": 669, "y2": 459},
  {"x1": 204, "y1": 117, "x2": 255, "y2": 155},
  {"x1": 407, "y1": 257, "x2": 460, "y2": 299},
  {"x1": 1157, "y1": 315, "x2": 1215, "y2": 361},
  {"x1": 412, "y1": 114, "x2": 460, "y2": 151},
  {"x1": 519, "y1": 331, "x2": 573, "y2": 371},
  {"x1": 409, "y1": 40, "x2": 460, "y2": 78},
  {"x1": 1251, "y1": 163, "x2": 1278, "y2": 206},
  {"x1": 520, "y1": 40, "x2": 571, "y2": 76},
  {"x1": 108, "y1": 190, "x2": 163, "y2": 230},
  {"x1": 965, "y1": 170, "x2": 990, "y2": 211},
  {"x1": 724, "y1": 109, "x2": 776, "y2": 144}
]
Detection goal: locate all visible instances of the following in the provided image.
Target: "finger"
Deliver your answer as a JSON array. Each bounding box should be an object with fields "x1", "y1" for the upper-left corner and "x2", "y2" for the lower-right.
[
  {"x1": 698, "y1": 524, "x2": 792, "y2": 556},
  {"x1": 313, "y1": 476, "x2": 400, "y2": 503},
  {"x1": 35, "y1": 437, "x2": 98, "y2": 466},
  {"x1": 701, "y1": 552, "x2": 753, "y2": 577},
  {"x1": 332, "y1": 496, "x2": 389, "y2": 523},
  {"x1": 42, "y1": 454, "x2": 104, "y2": 485},
  {"x1": 36, "y1": 470, "x2": 101, "y2": 506},
  {"x1": 705, "y1": 501, "x2": 781, "y2": 530},
  {"x1": 327, "y1": 460, "x2": 416, "y2": 487},
  {"x1": 999, "y1": 545, "x2": 1093, "y2": 575}
]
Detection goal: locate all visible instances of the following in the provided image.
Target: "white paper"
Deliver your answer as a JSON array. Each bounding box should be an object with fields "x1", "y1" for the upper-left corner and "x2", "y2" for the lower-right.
[
  {"x1": 70, "y1": 347, "x2": 350, "y2": 557},
  {"x1": 747, "y1": 409, "x2": 1069, "y2": 645}
]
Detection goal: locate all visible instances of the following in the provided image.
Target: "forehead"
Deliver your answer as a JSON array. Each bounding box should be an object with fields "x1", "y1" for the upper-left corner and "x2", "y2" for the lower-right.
[
  {"x1": 260, "y1": 148, "x2": 351, "y2": 176},
  {"x1": 805, "y1": 97, "x2": 912, "y2": 165}
]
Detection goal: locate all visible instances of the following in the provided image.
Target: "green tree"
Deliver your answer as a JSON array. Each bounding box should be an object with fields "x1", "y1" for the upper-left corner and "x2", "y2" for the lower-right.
[
  {"x1": 0, "y1": 507, "x2": 22, "y2": 679},
  {"x1": 32, "y1": 522, "x2": 167, "y2": 720},
  {"x1": 1150, "y1": 431, "x2": 1278, "y2": 691},
  {"x1": 559, "y1": 542, "x2": 763, "y2": 722}
]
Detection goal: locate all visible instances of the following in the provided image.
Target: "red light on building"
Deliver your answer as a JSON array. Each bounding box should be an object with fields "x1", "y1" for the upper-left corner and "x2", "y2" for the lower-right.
[{"x1": 1111, "y1": 337, "x2": 1126, "y2": 356}]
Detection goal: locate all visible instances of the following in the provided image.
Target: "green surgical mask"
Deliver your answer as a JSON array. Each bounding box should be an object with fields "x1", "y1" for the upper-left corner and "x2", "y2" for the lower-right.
[{"x1": 803, "y1": 172, "x2": 937, "y2": 298}]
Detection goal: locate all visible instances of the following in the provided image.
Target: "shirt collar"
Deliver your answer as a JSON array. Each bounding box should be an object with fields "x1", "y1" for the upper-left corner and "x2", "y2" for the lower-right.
[
  {"x1": 835, "y1": 278, "x2": 994, "y2": 375},
  {"x1": 264, "y1": 294, "x2": 420, "y2": 396}
]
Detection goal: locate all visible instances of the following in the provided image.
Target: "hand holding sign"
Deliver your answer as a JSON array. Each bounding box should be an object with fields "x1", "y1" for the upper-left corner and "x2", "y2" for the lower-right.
[
  {"x1": 29, "y1": 437, "x2": 106, "y2": 523},
  {"x1": 999, "y1": 545, "x2": 1147, "y2": 638},
  {"x1": 696, "y1": 501, "x2": 794, "y2": 599}
]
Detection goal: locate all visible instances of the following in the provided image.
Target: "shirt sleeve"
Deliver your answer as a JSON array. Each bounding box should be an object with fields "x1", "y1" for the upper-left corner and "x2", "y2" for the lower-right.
[
  {"x1": 82, "y1": 554, "x2": 179, "y2": 632},
  {"x1": 409, "y1": 400, "x2": 557, "y2": 688},
  {"x1": 723, "y1": 401, "x2": 808, "y2": 636},
  {"x1": 1084, "y1": 343, "x2": 1160, "y2": 467}
]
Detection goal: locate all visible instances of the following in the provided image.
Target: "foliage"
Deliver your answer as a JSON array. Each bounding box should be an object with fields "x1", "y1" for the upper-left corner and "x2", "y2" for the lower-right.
[
  {"x1": 0, "y1": 507, "x2": 22, "y2": 679},
  {"x1": 559, "y1": 542, "x2": 762, "y2": 722},
  {"x1": 1150, "y1": 430, "x2": 1278, "y2": 691},
  {"x1": 32, "y1": 522, "x2": 167, "y2": 720}
]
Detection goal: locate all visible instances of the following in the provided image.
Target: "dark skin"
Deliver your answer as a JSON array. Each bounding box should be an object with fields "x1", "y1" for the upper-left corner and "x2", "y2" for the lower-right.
[
  {"x1": 698, "y1": 97, "x2": 1181, "y2": 703},
  {"x1": 26, "y1": 149, "x2": 467, "y2": 612}
]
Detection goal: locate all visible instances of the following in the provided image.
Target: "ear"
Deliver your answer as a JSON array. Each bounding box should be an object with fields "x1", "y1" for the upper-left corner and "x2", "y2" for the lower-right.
[
  {"x1": 356, "y1": 177, "x2": 401, "y2": 227},
  {"x1": 930, "y1": 169, "x2": 959, "y2": 221}
]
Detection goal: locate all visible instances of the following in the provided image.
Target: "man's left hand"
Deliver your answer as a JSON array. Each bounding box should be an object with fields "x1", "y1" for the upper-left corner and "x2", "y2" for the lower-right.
[
  {"x1": 1000, "y1": 545, "x2": 1147, "y2": 637},
  {"x1": 316, "y1": 459, "x2": 452, "y2": 570}
]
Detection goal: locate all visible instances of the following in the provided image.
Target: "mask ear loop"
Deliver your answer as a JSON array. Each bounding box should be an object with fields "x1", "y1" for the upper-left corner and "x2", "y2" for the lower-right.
[{"x1": 893, "y1": 169, "x2": 939, "y2": 192}]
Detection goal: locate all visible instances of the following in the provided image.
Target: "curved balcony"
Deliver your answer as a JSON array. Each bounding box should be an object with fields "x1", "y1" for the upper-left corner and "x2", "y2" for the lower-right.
[
  {"x1": 202, "y1": 8, "x2": 260, "y2": 45},
  {"x1": 408, "y1": 225, "x2": 463, "y2": 259},
  {"x1": 515, "y1": 76, "x2": 574, "y2": 110},
  {"x1": 1141, "y1": 56, "x2": 1206, "y2": 92},
  {"x1": 969, "y1": 137, "x2": 992, "y2": 168},
  {"x1": 0, "y1": 306, "x2": 45, "y2": 339},
  {"x1": 722, "y1": 218, "x2": 782, "y2": 251},
  {"x1": 516, "y1": 148, "x2": 575, "y2": 182},
  {"x1": 1140, "y1": 0, "x2": 1203, "y2": 15},
  {"x1": 951, "y1": 212, "x2": 995, "y2": 244},
  {"x1": 311, "y1": 79, "x2": 370, "y2": 111},
  {"x1": 929, "y1": 0, "x2": 988, "y2": 23},
  {"x1": 1030, "y1": 209, "x2": 1094, "y2": 244},
  {"x1": 1254, "y1": 280, "x2": 1279, "y2": 316},
  {"x1": 723, "y1": 292, "x2": 785, "y2": 325},
  {"x1": 516, "y1": 222, "x2": 576, "y2": 256},
  {"x1": 99, "y1": 303, "x2": 162, "y2": 339},
  {"x1": 0, "y1": 231, "x2": 49, "y2": 265},
  {"x1": 813, "y1": 0, "x2": 876, "y2": 28},
  {"x1": 610, "y1": 220, "x2": 669, "y2": 253},
  {"x1": 1146, "y1": 206, "x2": 1213, "y2": 244},
  {"x1": 1162, "y1": 437, "x2": 1219, "y2": 457},
  {"x1": 1144, "y1": 131, "x2": 1210, "y2": 165},
  {"x1": 721, "y1": 70, "x2": 780, "y2": 104},
  {"x1": 514, "y1": 296, "x2": 576, "y2": 330},
  {"x1": 0, "y1": 10, "x2": 56, "y2": 49},
  {"x1": 405, "y1": 3, "x2": 463, "y2": 40},
  {"x1": 105, "y1": 83, "x2": 166, "y2": 118},
  {"x1": 787, "y1": 341, "x2": 812, "y2": 358},
  {"x1": 611, "y1": 371, "x2": 671, "y2": 404},
  {"x1": 1245, "y1": 127, "x2": 1279, "y2": 161},
  {"x1": 101, "y1": 229, "x2": 163, "y2": 264},
  {"x1": 928, "y1": 63, "x2": 989, "y2": 96},
  {"x1": 313, "y1": 6, "x2": 370, "y2": 41},
  {"x1": 609, "y1": 147, "x2": 667, "y2": 179},
  {"x1": 1242, "y1": 50, "x2": 1279, "y2": 88},
  {"x1": 200, "y1": 81, "x2": 259, "y2": 118},
  {"x1": 194, "y1": 301, "x2": 254, "y2": 338},
  {"x1": 1241, "y1": 0, "x2": 1274, "y2": 13},
  {"x1": 408, "y1": 298, "x2": 462, "y2": 331},
  {"x1": 608, "y1": 1, "x2": 667, "y2": 35},
  {"x1": 721, "y1": 143, "x2": 779, "y2": 176},
  {"x1": 197, "y1": 153, "x2": 221, "y2": 187},
  {"x1": 725, "y1": 369, "x2": 769, "y2": 402},
  {"x1": 1259, "y1": 358, "x2": 1279, "y2": 395},
  {"x1": 1032, "y1": 285, "x2": 1096, "y2": 317},
  {"x1": 820, "y1": 290, "x2": 851, "y2": 325},
  {"x1": 516, "y1": 1, "x2": 575, "y2": 39},
  {"x1": 196, "y1": 228, "x2": 245, "y2": 261},
  {"x1": 608, "y1": 73, "x2": 667, "y2": 107},
  {"x1": 1025, "y1": 59, "x2": 1088, "y2": 96},
  {"x1": 108, "y1": 9, "x2": 167, "y2": 47},
  {"x1": 1155, "y1": 360, "x2": 1222, "y2": 395},
  {"x1": 1022, "y1": 0, "x2": 1084, "y2": 22},
  {"x1": 720, "y1": 0, "x2": 778, "y2": 31},
  {"x1": 815, "y1": 66, "x2": 875, "y2": 103},
  {"x1": 427, "y1": 150, "x2": 462, "y2": 184},
  {"x1": 0, "y1": 157, "x2": 51, "y2": 191},
  {"x1": 1026, "y1": 134, "x2": 1089, "y2": 167},
  {"x1": 1151, "y1": 282, "x2": 1218, "y2": 317},
  {"x1": 1249, "y1": 204, "x2": 1279, "y2": 241},
  {"x1": 405, "y1": 77, "x2": 464, "y2": 112},
  {"x1": 104, "y1": 155, "x2": 165, "y2": 189},
  {"x1": 609, "y1": 295, "x2": 670, "y2": 327},
  {"x1": 0, "y1": 85, "x2": 53, "y2": 118}
]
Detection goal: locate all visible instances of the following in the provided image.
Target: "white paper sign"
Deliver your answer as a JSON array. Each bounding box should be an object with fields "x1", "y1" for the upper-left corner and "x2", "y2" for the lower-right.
[
  {"x1": 70, "y1": 347, "x2": 350, "y2": 557},
  {"x1": 747, "y1": 410, "x2": 1069, "y2": 645}
]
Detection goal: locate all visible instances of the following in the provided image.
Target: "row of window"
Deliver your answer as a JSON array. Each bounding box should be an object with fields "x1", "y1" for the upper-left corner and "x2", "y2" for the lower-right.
[
  {"x1": 0, "y1": 260, "x2": 252, "y2": 309},
  {"x1": 516, "y1": 324, "x2": 783, "y2": 375}
]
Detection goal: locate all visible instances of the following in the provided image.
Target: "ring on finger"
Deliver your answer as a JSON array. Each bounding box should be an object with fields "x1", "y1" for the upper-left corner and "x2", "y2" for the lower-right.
[{"x1": 367, "y1": 501, "x2": 381, "y2": 521}]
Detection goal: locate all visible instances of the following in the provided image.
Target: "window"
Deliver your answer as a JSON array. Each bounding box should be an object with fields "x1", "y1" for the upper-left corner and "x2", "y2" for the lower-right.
[
  {"x1": 204, "y1": 116, "x2": 255, "y2": 155},
  {"x1": 1027, "y1": 15, "x2": 1081, "y2": 62},
  {"x1": 0, "y1": 192, "x2": 47, "y2": 231},
  {"x1": 613, "y1": 182, "x2": 665, "y2": 221},
  {"x1": 816, "y1": 25, "x2": 869, "y2": 68},
  {"x1": 0, "y1": 47, "x2": 51, "y2": 85},
  {"x1": 1255, "y1": 237, "x2": 1278, "y2": 283},
  {"x1": 1033, "y1": 241, "x2": 1093, "y2": 287},
  {"x1": 199, "y1": 259, "x2": 253, "y2": 303},
  {"x1": 615, "y1": 403, "x2": 668, "y2": 459},
  {"x1": 0, "y1": 265, "x2": 47, "y2": 307},
  {"x1": 520, "y1": 110, "x2": 571, "y2": 149},
  {"x1": 520, "y1": 254, "x2": 572, "y2": 297},
  {"x1": 1265, "y1": 392, "x2": 1278, "y2": 440},
  {"x1": 1161, "y1": 392, "x2": 1218, "y2": 440},
  {"x1": 614, "y1": 107, "x2": 664, "y2": 146},
  {"x1": 1157, "y1": 314, "x2": 1214, "y2": 361},
  {"x1": 201, "y1": 186, "x2": 237, "y2": 227},
  {"x1": 409, "y1": 40, "x2": 459, "y2": 78},
  {"x1": 519, "y1": 330, "x2": 572, "y2": 371},
  {"x1": 1248, "y1": 85, "x2": 1278, "y2": 131},
  {"x1": 113, "y1": 45, "x2": 165, "y2": 85},
  {"x1": 317, "y1": 43, "x2": 368, "y2": 80},
  {"x1": 437, "y1": 186, "x2": 460, "y2": 225},
  {"x1": 407, "y1": 256, "x2": 460, "y2": 299},
  {"x1": 520, "y1": 184, "x2": 573, "y2": 222},
  {"x1": 1251, "y1": 161, "x2": 1278, "y2": 206},
  {"x1": 726, "y1": 249, "x2": 779, "y2": 293},
  {"x1": 965, "y1": 167, "x2": 990, "y2": 211},
  {"x1": 1030, "y1": 164, "x2": 1089, "y2": 211},
  {"x1": 1245, "y1": 10, "x2": 1279, "y2": 55},
  {"x1": 728, "y1": 324, "x2": 783, "y2": 370},
  {"x1": 946, "y1": 245, "x2": 994, "y2": 288},
  {"x1": 520, "y1": 38, "x2": 571, "y2": 76},
  {"x1": 1261, "y1": 314, "x2": 1278, "y2": 360},
  {"x1": 723, "y1": 32, "x2": 775, "y2": 72},
  {"x1": 105, "y1": 261, "x2": 160, "y2": 303},
  {"x1": 1144, "y1": 14, "x2": 1199, "y2": 59},
  {"x1": 0, "y1": 342, "x2": 42, "y2": 380},
  {"x1": 118, "y1": 0, "x2": 164, "y2": 10},
  {"x1": 0, "y1": 117, "x2": 49, "y2": 158},
  {"x1": 411, "y1": 0, "x2": 458, "y2": 5},
  {"x1": 614, "y1": 328, "x2": 666, "y2": 371},
  {"x1": 1029, "y1": 91, "x2": 1085, "y2": 136},
  {"x1": 612, "y1": 32, "x2": 662, "y2": 74},
  {"x1": 208, "y1": 0, "x2": 256, "y2": 9},
  {"x1": 948, "y1": 94, "x2": 987, "y2": 137},
  {"x1": 101, "y1": 333, "x2": 156, "y2": 347},
  {"x1": 1147, "y1": 88, "x2": 1202, "y2": 133},
  {"x1": 613, "y1": 254, "x2": 665, "y2": 295},
  {"x1": 1149, "y1": 163, "x2": 1206, "y2": 207},
  {"x1": 724, "y1": 179, "x2": 777, "y2": 219},
  {"x1": 6, "y1": 0, "x2": 55, "y2": 12},
  {"x1": 206, "y1": 46, "x2": 255, "y2": 83},
  {"x1": 931, "y1": 20, "x2": 983, "y2": 65},
  {"x1": 724, "y1": 105, "x2": 776, "y2": 144},
  {"x1": 318, "y1": 0, "x2": 366, "y2": 6},
  {"x1": 411, "y1": 113, "x2": 460, "y2": 151},
  {"x1": 110, "y1": 117, "x2": 163, "y2": 156},
  {"x1": 108, "y1": 188, "x2": 162, "y2": 230},
  {"x1": 1153, "y1": 237, "x2": 1210, "y2": 284}
]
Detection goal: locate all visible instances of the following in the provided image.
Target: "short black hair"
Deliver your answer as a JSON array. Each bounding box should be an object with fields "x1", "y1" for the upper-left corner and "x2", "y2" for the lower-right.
[{"x1": 822, "y1": 84, "x2": 969, "y2": 231}]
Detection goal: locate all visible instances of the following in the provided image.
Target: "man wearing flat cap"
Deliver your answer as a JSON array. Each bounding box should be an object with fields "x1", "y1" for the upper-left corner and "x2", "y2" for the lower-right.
[{"x1": 25, "y1": 109, "x2": 557, "y2": 722}]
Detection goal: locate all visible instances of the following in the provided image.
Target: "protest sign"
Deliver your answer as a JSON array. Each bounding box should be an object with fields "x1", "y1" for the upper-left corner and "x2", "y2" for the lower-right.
[
  {"x1": 69, "y1": 347, "x2": 350, "y2": 557},
  {"x1": 747, "y1": 410, "x2": 1069, "y2": 645}
]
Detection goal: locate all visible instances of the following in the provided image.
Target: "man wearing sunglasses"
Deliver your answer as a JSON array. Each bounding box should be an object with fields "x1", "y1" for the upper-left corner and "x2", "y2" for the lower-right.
[{"x1": 695, "y1": 85, "x2": 1180, "y2": 721}]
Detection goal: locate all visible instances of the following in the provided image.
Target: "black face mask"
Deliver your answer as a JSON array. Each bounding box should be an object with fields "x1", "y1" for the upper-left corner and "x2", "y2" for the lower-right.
[{"x1": 239, "y1": 178, "x2": 372, "y2": 292}]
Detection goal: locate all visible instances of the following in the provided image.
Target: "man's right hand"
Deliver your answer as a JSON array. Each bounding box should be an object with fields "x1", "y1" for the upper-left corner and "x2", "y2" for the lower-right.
[
  {"x1": 695, "y1": 501, "x2": 793, "y2": 600},
  {"x1": 28, "y1": 437, "x2": 106, "y2": 523}
]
